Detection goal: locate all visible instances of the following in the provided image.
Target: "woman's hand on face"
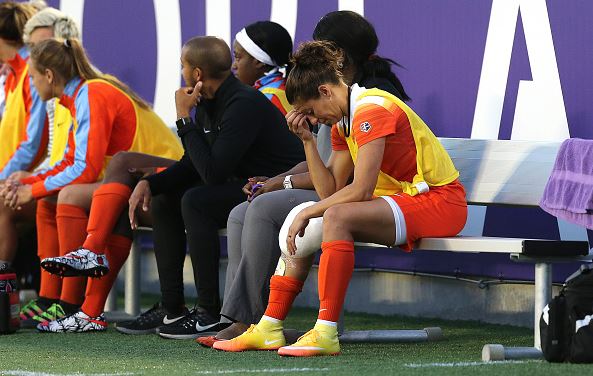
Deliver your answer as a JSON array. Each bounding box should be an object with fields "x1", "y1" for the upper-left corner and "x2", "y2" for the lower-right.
[
  {"x1": 286, "y1": 110, "x2": 314, "y2": 142},
  {"x1": 286, "y1": 210, "x2": 310, "y2": 256}
]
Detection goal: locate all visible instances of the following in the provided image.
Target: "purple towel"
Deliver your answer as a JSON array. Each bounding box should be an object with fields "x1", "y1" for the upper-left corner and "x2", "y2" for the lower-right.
[{"x1": 540, "y1": 138, "x2": 593, "y2": 230}]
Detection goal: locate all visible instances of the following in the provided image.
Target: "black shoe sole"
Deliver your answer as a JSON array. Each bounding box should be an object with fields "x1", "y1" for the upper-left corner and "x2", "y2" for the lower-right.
[
  {"x1": 115, "y1": 325, "x2": 158, "y2": 335},
  {"x1": 158, "y1": 330, "x2": 218, "y2": 340},
  {"x1": 41, "y1": 260, "x2": 109, "y2": 278}
]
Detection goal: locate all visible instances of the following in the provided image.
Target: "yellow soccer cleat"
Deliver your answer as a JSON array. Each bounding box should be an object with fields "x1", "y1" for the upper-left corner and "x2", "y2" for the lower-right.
[
  {"x1": 277, "y1": 323, "x2": 340, "y2": 357},
  {"x1": 213, "y1": 320, "x2": 286, "y2": 352}
]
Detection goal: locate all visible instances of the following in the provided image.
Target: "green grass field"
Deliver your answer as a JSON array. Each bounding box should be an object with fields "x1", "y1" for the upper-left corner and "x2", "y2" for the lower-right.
[{"x1": 2, "y1": 305, "x2": 593, "y2": 376}]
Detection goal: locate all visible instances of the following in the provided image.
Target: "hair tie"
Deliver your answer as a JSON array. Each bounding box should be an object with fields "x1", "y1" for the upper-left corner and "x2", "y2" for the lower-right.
[{"x1": 63, "y1": 39, "x2": 71, "y2": 48}]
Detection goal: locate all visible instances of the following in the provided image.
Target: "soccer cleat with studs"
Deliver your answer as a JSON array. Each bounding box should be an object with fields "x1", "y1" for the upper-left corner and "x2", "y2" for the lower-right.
[
  {"x1": 37, "y1": 310, "x2": 108, "y2": 333},
  {"x1": 41, "y1": 248, "x2": 109, "y2": 278}
]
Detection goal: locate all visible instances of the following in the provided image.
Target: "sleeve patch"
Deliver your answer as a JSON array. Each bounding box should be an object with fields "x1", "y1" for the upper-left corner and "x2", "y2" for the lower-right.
[{"x1": 360, "y1": 121, "x2": 372, "y2": 133}]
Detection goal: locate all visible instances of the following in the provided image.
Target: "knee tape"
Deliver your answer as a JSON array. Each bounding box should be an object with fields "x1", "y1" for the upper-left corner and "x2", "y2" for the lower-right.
[{"x1": 279, "y1": 201, "x2": 323, "y2": 258}]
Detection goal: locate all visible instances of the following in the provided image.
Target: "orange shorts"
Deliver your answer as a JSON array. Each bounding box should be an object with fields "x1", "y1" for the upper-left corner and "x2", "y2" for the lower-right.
[{"x1": 383, "y1": 179, "x2": 467, "y2": 252}]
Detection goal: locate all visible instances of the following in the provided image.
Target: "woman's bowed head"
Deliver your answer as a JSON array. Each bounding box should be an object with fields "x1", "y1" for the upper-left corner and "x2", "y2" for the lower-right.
[{"x1": 285, "y1": 41, "x2": 350, "y2": 143}]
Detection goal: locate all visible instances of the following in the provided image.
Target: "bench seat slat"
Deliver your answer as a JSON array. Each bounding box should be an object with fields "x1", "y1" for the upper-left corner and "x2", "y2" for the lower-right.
[{"x1": 356, "y1": 237, "x2": 589, "y2": 257}]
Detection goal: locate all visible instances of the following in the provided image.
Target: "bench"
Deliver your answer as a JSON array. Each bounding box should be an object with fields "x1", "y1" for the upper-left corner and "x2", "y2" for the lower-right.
[{"x1": 116, "y1": 137, "x2": 591, "y2": 361}]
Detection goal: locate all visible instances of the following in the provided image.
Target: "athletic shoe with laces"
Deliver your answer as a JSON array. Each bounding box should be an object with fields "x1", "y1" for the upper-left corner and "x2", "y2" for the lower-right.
[
  {"x1": 277, "y1": 323, "x2": 340, "y2": 357},
  {"x1": 36, "y1": 310, "x2": 108, "y2": 333},
  {"x1": 158, "y1": 307, "x2": 227, "y2": 340},
  {"x1": 213, "y1": 319, "x2": 286, "y2": 352},
  {"x1": 32, "y1": 303, "x2": 66, "y2": 325},
  {"x1": 41, "y1": 248, "x2": 109, "y2": 277},
  {"x1": 19, "y1": 299, "x2": 46, "y2": 328},
  {"x1": 115, "y1": 303, "x2": 189, "y2": 335}
]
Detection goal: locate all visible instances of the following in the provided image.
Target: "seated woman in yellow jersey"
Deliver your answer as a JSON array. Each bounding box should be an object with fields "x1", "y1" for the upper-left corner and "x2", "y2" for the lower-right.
[
  {"x1": 0, "y1": 2, "x2": 46, "y2": 182},
  {"x1": 0, "y1": 7, "x2": 84, "y2": 329},
  {"x1": 0, "y1": 2, "x2": 45, "y2": 277},
  {"x1": 213, "y1": 41, "x2": 468, "y2": 356},
  {"x1": 3, "y1": 38, "x2": 182, "y2": 333}
]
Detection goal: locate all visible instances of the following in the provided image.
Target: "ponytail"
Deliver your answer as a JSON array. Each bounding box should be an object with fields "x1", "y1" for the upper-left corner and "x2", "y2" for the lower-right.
[
  {"x1": 31, "y1": 38, "x2": 150, "y2": 109},
  {"x1": 313, "y1": 10, "x2": 410, "y2": 102},
  {"x1": 359, "y1": 56, "x2": 410, "y2": 102}
]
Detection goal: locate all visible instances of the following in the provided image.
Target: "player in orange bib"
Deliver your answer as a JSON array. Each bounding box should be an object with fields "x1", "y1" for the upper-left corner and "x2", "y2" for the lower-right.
[
  {"x1": 214, "y1": 41, "x2": 467, "y2": 356},
  {"x1": 5, "y1": 38, "x2": 182, "y2": 332}
]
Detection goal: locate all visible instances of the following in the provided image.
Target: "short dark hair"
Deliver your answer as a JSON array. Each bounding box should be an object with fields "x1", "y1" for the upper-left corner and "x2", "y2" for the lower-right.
[{"x1": 184, "y1": 36, "x2": 232, "y2": 80}]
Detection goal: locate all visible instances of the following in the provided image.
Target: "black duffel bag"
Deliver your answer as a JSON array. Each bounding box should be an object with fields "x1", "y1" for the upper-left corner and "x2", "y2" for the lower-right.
[{"x1": 541, "y1": 264, "x2": 593, "y2": 363}]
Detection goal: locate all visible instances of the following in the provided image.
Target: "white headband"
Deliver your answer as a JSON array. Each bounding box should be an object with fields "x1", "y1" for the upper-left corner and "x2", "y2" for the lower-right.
[{"x1": 235, "y1": 28, "x2": 276, "y2": 67}]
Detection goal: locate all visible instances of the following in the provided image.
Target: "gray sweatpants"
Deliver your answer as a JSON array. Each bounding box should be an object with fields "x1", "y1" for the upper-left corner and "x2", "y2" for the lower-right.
[{"x1": 221, "y1": 188, "x2": 320, "y2": 324}]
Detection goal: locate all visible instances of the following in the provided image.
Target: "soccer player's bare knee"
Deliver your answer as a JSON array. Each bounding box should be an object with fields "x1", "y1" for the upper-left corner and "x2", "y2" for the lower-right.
[
  {"x1": 322, "y1": 204, "x2": 351, "y2": 239},
  {"x1": 103, "y1": 151, "x2": 134, "y2": 183},
  {"x1": 58, "y1": 185, "x2": 89, "y2": 207}
]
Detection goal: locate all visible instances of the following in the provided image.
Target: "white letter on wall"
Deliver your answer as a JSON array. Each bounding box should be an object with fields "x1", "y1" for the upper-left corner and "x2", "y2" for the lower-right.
[
  {"x1": 338, "y1": 0, "x2": 364, "y2": 16},
  {"x1": 60, "y1": 0, "x2": 85, "y2": 39},
  {"x1": 271, "y1": 0, "x2": 298, "y2": 41},
  {"x1": 471, "y1": 0, "x2": 568, "y2": 141},
  {"x1": 206, "y1": 0, "x2": 231, "y2": 46},
  {"x1": 153, "y1": 0, "x2": 182, "y2": 127}
]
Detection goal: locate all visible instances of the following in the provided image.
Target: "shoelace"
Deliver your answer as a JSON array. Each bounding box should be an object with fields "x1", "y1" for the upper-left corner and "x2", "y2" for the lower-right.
[
  {"x1": 43, "y1": 304, "x2": 64, "y2": 320},
  {"x1": 21, "y1": 300, "x2": 41, "y2": 315},
  {"x1": 296, "y1": 329, "x2": 320, "y2": 345},
  {"x1": 244, "y1": 324, "x2": 257, "y2": 334},
  {"x1": 137, "y1": 303, "x2": 163, "y2": 324},
  {"x1": 181, "y1": 309, "x2": 198, "y2": 328}
]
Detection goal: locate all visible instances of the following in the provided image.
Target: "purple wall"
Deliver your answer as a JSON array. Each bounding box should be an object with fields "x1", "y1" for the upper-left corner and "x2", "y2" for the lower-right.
[{"x1": 65, "y1": 1, "x2": 593, "y2": 139}]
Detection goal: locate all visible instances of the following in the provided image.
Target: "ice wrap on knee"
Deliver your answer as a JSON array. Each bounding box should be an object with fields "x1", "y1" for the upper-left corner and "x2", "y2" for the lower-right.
[{"x1": 279, "y1": 201, "x2": 323, "y2": 258}]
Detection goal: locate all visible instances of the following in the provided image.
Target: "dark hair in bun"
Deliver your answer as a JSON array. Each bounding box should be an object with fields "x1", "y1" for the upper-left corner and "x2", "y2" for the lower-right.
[{"x1": 286, "y1": 40, "x2": 345, "y2": 104}]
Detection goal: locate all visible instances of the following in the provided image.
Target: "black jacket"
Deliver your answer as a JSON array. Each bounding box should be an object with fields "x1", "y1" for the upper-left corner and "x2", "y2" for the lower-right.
[{"x1": 146, "y1": 74, "x2": 305, "y2": 194}]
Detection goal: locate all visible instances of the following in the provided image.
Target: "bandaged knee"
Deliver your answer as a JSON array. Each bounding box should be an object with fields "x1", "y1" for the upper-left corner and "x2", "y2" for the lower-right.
[{"x1": 279, "y1": 201, "x2": 323, "y2": 258}]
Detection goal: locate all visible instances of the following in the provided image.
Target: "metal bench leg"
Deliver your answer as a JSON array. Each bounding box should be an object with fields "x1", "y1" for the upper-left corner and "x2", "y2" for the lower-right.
[
  {"x1": 482, "y1": 262, "x2": 550, "y2": 361},
  {"x1": 104, "y1": 284, "x2": 118, "y2": 312},
  {"x1": 124, "y1": 234, "x2": 141, "y2": 316}
]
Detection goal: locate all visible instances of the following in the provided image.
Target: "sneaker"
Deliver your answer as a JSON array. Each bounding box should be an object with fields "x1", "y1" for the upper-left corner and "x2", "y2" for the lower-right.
[
  {"x1": 213, "y1": 320, "x2": 286, "y2": 352},
  {"x1": 158, "y1": 307, "x2": 226, "y2": 340},
  {"x1": 41, "y1": 248, "x2": 109, "y2": 278},
  {"x1": 277, "y1": 323, "x2": 340, "y2": 357},
  {"x1": 19, "y1": 299, "x2": 46, "y2": 328},
  {"x1": 32, "y1": 303, "x2": 66, "y2": 325},
  {"x1": 115, "y1": 303, "x2": 188, "y2": 335},
  {"x1": 196, "y1": 335, "x2": 223, "y2": 348},
  {"x1": 36, "y1": 311, "x2": 108, "y2": 333}
]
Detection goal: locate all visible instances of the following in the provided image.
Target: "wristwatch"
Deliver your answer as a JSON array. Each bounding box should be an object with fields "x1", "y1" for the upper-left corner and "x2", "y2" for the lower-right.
[
  {"x1": 175, "y1": 117, "x2": 192, "y2": 129},
  {"x1": 283, "y1": 175, "x2": 293, "y2": 189}
]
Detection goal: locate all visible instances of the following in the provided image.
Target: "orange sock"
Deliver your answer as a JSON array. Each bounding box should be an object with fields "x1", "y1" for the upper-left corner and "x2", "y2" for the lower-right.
[
  {"x1": 56, "y1": 204, "x2": 88, "y2": 305},
  {"x1": 263, "y1": 275, "x2": 303, "y2": 320},
  {"x1": 36, "y1": 200, "x2": 62, "y2": 300},
  {"x1": 82, "y1": 234, "x2": 132, "y2": 317},
  {"x1": 318, "y1": 240, "x2": 355, "y2": 322},
  {"x1": 83, "y1": 183, "x2": 132, "y2": 253}
]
